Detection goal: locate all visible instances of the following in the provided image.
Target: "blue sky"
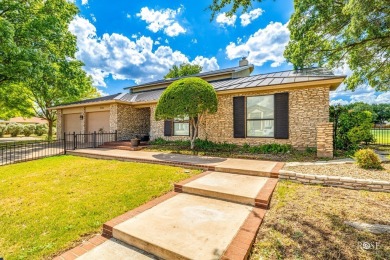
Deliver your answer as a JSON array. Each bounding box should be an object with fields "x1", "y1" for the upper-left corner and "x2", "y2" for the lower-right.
[{"x1": 70, "y1": 0, "x2": 389, "y2": 104}]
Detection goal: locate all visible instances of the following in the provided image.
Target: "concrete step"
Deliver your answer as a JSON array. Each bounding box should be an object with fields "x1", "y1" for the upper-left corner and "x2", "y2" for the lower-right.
[
  {"x1": 174, "y1": 171, "x2": 276, "y2": 208},
  {"x1": 213, "y1": 159, "x2": 283, "y2": 178},
  {"x1": 77, "y1": 238, "x2": 158, "y2": 260},
  {"x1": 112, "y1": 193, "x2": 254, "y2": 260}
]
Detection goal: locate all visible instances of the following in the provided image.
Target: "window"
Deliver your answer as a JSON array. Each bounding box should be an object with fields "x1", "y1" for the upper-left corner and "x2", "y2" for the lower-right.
[
  {"x1": 246, "y1": 95, "x2": 274, "y2": 137},
  {"x1": 173, "y1": 116, "x2": 189, "y2": 136}
]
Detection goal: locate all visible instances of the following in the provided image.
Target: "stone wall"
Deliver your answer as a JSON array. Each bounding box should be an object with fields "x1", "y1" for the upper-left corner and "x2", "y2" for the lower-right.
[
  {"x1": 56, "y1": 109, "x2": 62, "y2": 139},
  {"x1": 279, "y1": 170, "x2": 390, "y2": 193},
  {"x1": 317, "y1": 122, "x2": 334, "y2": 158},
  {"x1": 150, "y1": 86, "x2": 330, "y2": 149},
  {"x1": 116, "y1": 104, "x2": 150, "y2": 140}
]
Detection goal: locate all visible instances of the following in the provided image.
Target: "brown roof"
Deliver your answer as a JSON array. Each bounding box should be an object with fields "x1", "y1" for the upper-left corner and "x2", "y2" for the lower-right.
[{"x1": 8, "y1": 117, "x2": 48, "y2": 124}]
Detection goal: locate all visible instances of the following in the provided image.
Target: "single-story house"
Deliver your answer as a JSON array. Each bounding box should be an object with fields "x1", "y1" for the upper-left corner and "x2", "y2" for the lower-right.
[
  {"x1": 3, "y1": 117, "x2": 48, "y2": 125},
  {"x1": 50, "y1": 58, "x2": 346, "y2": 157}
]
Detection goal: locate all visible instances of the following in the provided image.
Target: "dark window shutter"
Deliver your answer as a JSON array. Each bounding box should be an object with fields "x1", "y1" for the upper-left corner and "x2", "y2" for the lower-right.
[
  {"x1": 233, "y1": 96, "x2": 246, "y2": 138},
  {"x1": 164, "y1": 120, "x2": 172, "y2": 136},
  {"x1": 274, "y1": 92, "x2": 289, "y2": 139}
]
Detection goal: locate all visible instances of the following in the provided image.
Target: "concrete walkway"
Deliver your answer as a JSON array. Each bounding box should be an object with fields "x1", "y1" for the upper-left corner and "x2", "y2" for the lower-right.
[
  {"x1": 68, "y1": 148, "x2": 282, "y2": 178},
  {"x1": 56, "y1": 149, "x2": 282, "y2": 260}
]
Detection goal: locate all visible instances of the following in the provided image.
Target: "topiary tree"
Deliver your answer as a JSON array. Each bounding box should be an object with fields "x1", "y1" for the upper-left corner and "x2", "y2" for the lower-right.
[
  {"x1": 6, "y1": 123, "x2": 23, "y2": 137},
  {"x1": 155, "y1": 77, "x2": 218, "y2": 150},
  {"x1": 0, "y1": 124, "x2": 6, "y2": 137}
]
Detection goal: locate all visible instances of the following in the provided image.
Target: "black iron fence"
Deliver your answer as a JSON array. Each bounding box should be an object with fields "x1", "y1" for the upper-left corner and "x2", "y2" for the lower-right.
[
  {"x1": 63, "y1": 131, "x2": 117, "y2": 150},
  {"x1": 371, "y1": 127, "x2": 390, "y2": 146},
  {"x1": 0, "y1": 131, "x2": 118, "y2": 166},
  {"x1": 0, "y1": 139, "x2": 64, "y2": 166}
]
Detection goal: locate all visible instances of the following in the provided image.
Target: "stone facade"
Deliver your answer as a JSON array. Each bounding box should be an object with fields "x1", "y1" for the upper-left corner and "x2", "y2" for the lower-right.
[
  {"x1": 279, "y1": 170, "x2": 390, "y2": 193},
  {"x1": 56, "y1": 109, "x2": 63, "y2": 139},
  {"x1": 115, "y1": 104, "x2": 150, "y2": 140},
  {"x1": 317, "y1": 122, "x2": 333, "y2": 158},
  {"x1": 150, "y1": 86, "x2": 330, "y2": 149}
]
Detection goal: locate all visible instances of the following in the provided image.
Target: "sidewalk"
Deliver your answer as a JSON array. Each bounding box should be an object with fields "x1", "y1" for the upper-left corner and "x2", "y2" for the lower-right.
[{"x1": 68, "y1": 148, "x2": 283, "y2": 178}]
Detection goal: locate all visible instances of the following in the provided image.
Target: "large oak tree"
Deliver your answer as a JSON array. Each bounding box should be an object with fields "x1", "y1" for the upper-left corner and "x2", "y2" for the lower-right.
[
  {"x1": 208, "y1": 0, "x2": 389, "y2": 91},
  {"x1": 0, "y1": 0, "x2": 98, "y2": 138}
]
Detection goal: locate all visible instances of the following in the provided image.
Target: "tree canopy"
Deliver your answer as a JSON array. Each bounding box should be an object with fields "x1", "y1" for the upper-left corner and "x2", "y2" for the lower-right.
[
  {"x1": 284, "y1": 0, "x2": 389, "y2": 91},
  {"x1": 164, "y1": 63, "x2": 202, "y2": 79},
  {"x1": 155, "y1": 77, "x2": 218, "y2": 149},
  {"x1": 0, "y1": 0, "x2": 98, "y2": 138},
  {"x1": 208, "y1": 0, "x2": 389, "y2": 91}
]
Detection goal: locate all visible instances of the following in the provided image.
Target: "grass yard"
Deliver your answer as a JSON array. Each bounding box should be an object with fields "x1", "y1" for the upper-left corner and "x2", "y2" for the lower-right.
[
  {"x1": 251, "y1": 181, "x2": 390, "y2": 260},
  {"x1": 372, "y1": 129, "x2": 390, "y2": 145},
  {"x1": 0, "y1": 156, "x2": 199, "y2": 259}
]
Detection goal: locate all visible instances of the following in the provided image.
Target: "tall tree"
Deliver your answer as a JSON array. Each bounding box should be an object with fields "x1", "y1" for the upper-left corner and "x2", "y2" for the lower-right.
[
  {"x1": 208, "y1": 0, "x2": 389, "y2": 91},
  {"x1": 164, "y1": 63, "x2": 202, "y2": 79},
  {"x1": 0, "y1": 0, "x2": 98, "y2": 138},
  {"x1": 284, "y1": 0, "x2": 389, "y2": 91}
]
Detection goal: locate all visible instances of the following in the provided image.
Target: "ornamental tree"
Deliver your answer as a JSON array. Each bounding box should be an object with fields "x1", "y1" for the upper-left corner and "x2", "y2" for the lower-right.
[{"x1": 155, "y1": 77, "x2": 218, "y2": 149}]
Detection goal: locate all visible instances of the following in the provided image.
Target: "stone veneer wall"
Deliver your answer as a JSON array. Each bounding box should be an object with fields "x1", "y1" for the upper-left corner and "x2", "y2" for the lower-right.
[
  {"x1": 150, "y1": 86, "x2": 330, "y2": 149},
  {"x1": 317, "y1": 122, "x2": 333, "y2": 158},
  {"x1": 114, "y1": 104, "x2": 150, "y2": 140},
  {"x1": 56, "y1": 109, "x2": 63, "y2": 139},
  {"x1": 279, "y1": 170, "x2": 390, "y2": 193}
]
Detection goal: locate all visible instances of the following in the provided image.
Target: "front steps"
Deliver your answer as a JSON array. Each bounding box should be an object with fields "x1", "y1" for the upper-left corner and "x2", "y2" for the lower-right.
[{"x1": 57, "y1": 157, "x2": 281, "y2": 260}]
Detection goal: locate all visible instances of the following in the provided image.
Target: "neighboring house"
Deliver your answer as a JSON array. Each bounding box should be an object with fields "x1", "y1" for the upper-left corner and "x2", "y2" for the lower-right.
[
  {"x1": 50, "y1": 58, "x2": 345, "y2": 156},
  {"x1": 5, "y1": 117, "x2": 48, "y2": 125}
]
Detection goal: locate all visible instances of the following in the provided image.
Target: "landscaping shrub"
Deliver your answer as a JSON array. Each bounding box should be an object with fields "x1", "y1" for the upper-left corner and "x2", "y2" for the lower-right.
[
  {"x1": 35, "y1": 124, "x2": 48, "y2": 136},
  {"x1": 354, "y1": 149, "x2": 382, "y2": 169},
  {"x1": 194, "y1": 139, "x2": 238, "y2": 152},
  {"x1": 244, "y1": 143, "x2": 292, "y2": 154},
  {"x1": 22, "y1": 124, "x2": 36, "y2": 137},
  {"x1": 0, "y1": 124, "x2": 6, "y2": 137},
  {"x1": 6, "y1": 123, "x2": 23, "y2": 137}
]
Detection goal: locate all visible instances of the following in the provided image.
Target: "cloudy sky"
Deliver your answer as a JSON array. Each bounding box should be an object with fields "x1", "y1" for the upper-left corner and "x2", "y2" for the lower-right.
[{"x1": 69, "y1": 0, "x2": 389, "y2": 104}]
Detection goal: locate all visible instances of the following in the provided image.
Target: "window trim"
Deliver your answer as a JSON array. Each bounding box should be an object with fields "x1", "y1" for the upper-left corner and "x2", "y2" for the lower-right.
[
  {"x1": 245, "y1": 95, "x2": 275, "y2": 138},
  {"x1": 173, "y1": 118, "x2": 190, "y2": 136}
]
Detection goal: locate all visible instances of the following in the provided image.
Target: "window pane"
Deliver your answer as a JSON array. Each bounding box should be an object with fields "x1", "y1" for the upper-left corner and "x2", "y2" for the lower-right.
[
  {"x1": 247, "y1": 120, "x2": 274, "y2": 137},
  {"x1": 174, "y1": 122, "x2": 189, "y2": 136},
  {"x1": 174, "y1": 116, "x2": 189, "y2": 121},
  {"x1": 247, "y1": 95, "x2": 274, "y2": 119}
]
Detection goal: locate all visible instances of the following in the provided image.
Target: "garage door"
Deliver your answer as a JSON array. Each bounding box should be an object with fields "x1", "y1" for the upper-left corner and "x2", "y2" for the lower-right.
[
  {"x1": 64, "y1": 113, "x2": 81, "y2": 133},
  {"x1": 87, "y1": 111, "x2": 110, "y2": 133}
]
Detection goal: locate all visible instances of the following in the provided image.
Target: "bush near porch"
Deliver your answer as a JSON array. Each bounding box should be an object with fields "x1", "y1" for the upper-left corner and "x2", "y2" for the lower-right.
[{"x1": 0, "y1": 156, "x2": 199, "y2": 259}]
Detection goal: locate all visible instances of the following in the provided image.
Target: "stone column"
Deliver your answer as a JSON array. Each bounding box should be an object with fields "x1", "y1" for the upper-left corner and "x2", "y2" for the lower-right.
[
  {"x1": 56, "y1": 109, "x2": 62, "y2": 140},
  {"x1": 109, "y1": 104, "x2": 118, "y2": 133},
  {"x1": 317, "y1": 122, "x2": 333, "y2": 158}
]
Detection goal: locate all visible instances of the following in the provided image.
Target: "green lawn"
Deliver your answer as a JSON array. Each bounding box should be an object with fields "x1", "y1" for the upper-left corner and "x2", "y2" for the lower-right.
[
  {"x1": 371, "y1": 129, "x2": 390, "y2": 144},
  {"x1": 0, "y1": 156, "x2": 199, "y2": 259}
]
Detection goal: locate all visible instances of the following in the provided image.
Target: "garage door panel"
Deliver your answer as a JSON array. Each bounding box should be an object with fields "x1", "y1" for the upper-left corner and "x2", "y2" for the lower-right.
[
  {"x1": 87, "y1": 111, "x2": 110, "y2": 133},
  {"x1": 64, "y1": 114, "x2": 81, "y2": 133}
]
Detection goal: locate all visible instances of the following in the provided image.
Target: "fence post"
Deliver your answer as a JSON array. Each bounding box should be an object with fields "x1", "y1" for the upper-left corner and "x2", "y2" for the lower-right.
[
  {"x1": 73, "y1": 132, "x2": 76, "y2": 150},
  {"x1": 63, "y1": 132, "x2": 67, "y2": 155},
  {"x1": 115, "y1": 130, "x2": 118, "y2": 142},
  {"x1": 93, "y1": 131, "x2": 97, "y2": 148}
]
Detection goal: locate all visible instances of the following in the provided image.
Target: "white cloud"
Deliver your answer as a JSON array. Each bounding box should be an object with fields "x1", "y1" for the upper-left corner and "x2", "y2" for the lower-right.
[
  {"x1": 191, "y1": 56, "x2": 219, "y2": 72},
  {"x1": 136, "y1": 7, "x2": 186, "y2": 37},
  {"x1": 240, "y1": 8, "x2": 264, "y2": 26},
  {"x1": 69, "y1": 16, "x2": 219, "y2": 86},
  {"x1": 226, "y1": 22, "x2": 290, "y2": 67},
  {"x1": 90, "y1": 14, "x2": 96, "y2": 22},
  {"x1": 126, "y1": 13, "x2": 131, "y2": 18},
  {"x1": 216, "y1": 13, "x2": 237, "y2": 27},
  {"x1": 81, "y1": 0, "x2": 88, "y2": 5},
  {"x1": 191, "y1": 38, "x2": 198, "y2": 44}
]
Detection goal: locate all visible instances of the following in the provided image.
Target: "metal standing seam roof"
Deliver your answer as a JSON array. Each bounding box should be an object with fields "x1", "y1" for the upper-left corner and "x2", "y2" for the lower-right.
[
  {"x1": 52, "y1": 68, "x2": 345, "y2": 108},
  {"x1": 124, "y1": 64, "x2": 254, "y2": 90},
  {"x1": 118, "y1": 67, "x2": 345, "y2": 103}
]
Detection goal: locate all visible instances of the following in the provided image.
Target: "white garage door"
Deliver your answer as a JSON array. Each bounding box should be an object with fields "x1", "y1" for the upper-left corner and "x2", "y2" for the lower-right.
[
  {"x1": 64, "y1": 113, "x2": 81, "y2": 133},
  {"x1": 87, "y1": 111, "x2": 110, "y2": 133}
]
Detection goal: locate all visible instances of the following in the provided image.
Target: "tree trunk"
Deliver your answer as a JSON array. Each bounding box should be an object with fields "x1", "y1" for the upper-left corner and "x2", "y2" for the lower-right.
[
  {"x1": 48, "y1": 119, "x2": 53, "y2": 140},
  {"x1": 190, "y1": 117, "x2": 198, "y2": 150}
]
